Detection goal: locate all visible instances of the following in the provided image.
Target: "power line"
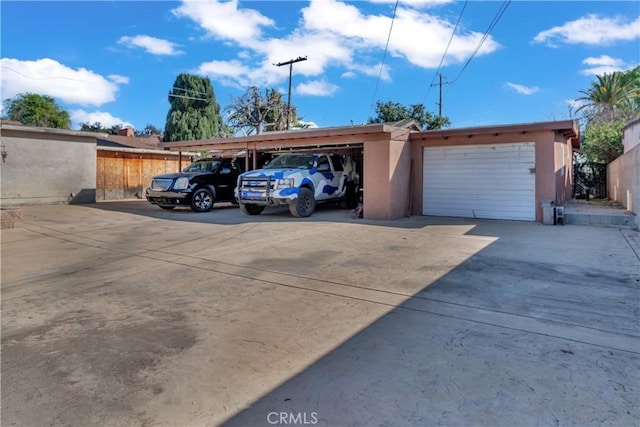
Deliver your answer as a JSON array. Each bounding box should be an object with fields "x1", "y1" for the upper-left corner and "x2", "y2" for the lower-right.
[
  {"x1": 422, "y1": 0, "x2": 467, "y2": 105},
  {"x1": 367, "y1": 0, "x2": 399, "y2": 121},
  {"x1": 449, "y1": 1, "x2": 511, "y2": 86}
]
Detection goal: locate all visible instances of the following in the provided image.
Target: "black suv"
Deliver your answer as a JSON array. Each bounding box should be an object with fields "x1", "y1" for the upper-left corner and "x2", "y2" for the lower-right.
[{"x1": 145, "y1": 157, "x2": 242, "y2": 212}]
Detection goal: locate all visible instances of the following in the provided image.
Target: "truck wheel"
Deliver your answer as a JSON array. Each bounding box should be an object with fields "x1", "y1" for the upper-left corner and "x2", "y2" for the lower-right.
[
  {"x1": 289, "y1": 187, "x2": 315, "y2": 217},
  {"x1": 191, "y1": 187, "x2": 214, "y2": 212},
  {"x1": 240, "y1": 203, "x2": 265, "y2": 215}
]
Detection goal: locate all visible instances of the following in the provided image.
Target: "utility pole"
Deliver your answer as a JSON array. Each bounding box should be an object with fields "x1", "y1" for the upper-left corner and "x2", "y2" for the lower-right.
[
  {"x1": 274, "y1": 56, "x2": 307, "y2": 130},
  {"x1": 430, "y1": 73, "x2": 450, "y2": 118}
]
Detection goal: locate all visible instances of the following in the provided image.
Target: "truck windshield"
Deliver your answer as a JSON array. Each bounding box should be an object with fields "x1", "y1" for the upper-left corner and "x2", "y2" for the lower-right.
[
  {"x1": 182, "y1": 160, "x2": 221, "y2": 173},
  {"x1": 265, "y1": 154, "x2": 315, "y2": 169}
]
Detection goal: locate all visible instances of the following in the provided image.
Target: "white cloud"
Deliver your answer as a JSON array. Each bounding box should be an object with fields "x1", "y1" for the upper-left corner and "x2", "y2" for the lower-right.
[
  {"x1": 117, "y1": 35, "x2": 184, "y2": 56},
  {"x1": 369, "y1": 0, "x2": 454, "y2": 7},
  {"x1": 505, "y1": 83, "x2": 539, "y2": 95},
  {"x1": 108, "y1": 74, "x2": 130, "y2": 85},
  {"x1": 534, "y1": 15, "x2": 640, "y2": 47},
  {"x1": 0, "y1": 58, "x2": 127, "y2": 106},
  {"x1": 70, "y1": 109, "x2": 134, "y2": 129},
  {"x1": 295, "y1": 120, "x2": 319, "y2": 129},
  {"x1": 301, "y1": 0, "x2": 500, "y2": 68},
  {"x1": 296, "y1": 80, "x2": 339, "y2": 96},
  {"x1": 175, "y1": 0, "x2": 500, "y2": 91},
  {"x1": 566, "y1": 99, "x2": 586, "y2": 115},
  {"x1": 580, "y1": 55, "x2": 626, "y2": 76},
  {"x1": 172, "y1": 0, "x2": 274, "y2": 46}
]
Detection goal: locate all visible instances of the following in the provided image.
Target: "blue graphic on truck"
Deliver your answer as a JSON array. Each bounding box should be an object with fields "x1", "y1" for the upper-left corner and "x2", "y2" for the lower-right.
[{"x1": 235, "y1": 153, "x2": 359, "y2": 218}]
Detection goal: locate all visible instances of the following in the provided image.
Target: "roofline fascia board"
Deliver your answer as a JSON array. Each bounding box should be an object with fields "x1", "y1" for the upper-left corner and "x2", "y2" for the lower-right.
[
  {"x1": 161, "y1": 123, "x2": 390, "y2": 150},
  {"x1": 410, "y1": 120, "x2": 579, "y2": 141},
  {"x1": 0, "y1": 123, "x2": 104, "y2": 139},
  {"x1": 98, "y1": 146, "x2": 198, "y2": 156}
]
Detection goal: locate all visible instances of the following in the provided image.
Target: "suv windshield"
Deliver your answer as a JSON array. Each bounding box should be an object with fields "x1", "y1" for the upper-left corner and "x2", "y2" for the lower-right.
[
  {"x1": 182, "y1": 160, "x2": 221, "y2": 173},
  {"x1": 264, "y1": 154, "x2": 315, "y2": 169}
]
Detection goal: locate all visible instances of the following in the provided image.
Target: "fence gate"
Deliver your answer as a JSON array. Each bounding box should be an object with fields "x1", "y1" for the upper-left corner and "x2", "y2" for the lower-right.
[{"x1": 573, "y1": 160, "x2": 607, "y2": 199}]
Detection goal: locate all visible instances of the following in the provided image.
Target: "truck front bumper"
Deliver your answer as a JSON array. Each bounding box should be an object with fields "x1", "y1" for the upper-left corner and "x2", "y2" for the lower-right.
[
  {"x1": 145, "y1": 189, "x2": 192, "y2": 206},
  {"x1": 235, "y1": 187, "x2": 297, "y2": 207}
]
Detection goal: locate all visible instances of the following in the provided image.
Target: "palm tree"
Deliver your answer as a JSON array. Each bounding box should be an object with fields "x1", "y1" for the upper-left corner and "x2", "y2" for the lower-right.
[{"x1": 576, "y1": 67, "x2": 640, "y2": 122}]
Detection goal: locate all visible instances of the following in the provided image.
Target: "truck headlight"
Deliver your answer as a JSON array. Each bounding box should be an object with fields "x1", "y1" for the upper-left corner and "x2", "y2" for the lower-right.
[
  {"x1": 276, "y1": 178, "x2": 294, "y2": 188},
  {"x1": 173, "y1": 177, "x2": 190, "y2": 190}
]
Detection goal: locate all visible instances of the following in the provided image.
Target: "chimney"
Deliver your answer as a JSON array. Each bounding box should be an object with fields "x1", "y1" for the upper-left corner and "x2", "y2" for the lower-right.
[{"x1": 118, "y1": 128, "x2": 135, "y2": 137}]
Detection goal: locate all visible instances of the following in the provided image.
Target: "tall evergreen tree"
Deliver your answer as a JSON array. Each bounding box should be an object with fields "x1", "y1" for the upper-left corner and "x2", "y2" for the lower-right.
[
  {"x1": 2, "y1": 93, "x2": 71, "y2": 129},
  {"x1": 164, "y1": 74, "x2": 223, "y2": 142}
]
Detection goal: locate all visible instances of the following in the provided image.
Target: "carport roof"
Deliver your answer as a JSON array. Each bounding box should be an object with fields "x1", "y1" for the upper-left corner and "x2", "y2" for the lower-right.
[
  {"x1": 410, "y1": 119, "x2": 580, "y2": 149},
  {"x1": 160, "y1": 121, "x2": 421, "y2": 152}
]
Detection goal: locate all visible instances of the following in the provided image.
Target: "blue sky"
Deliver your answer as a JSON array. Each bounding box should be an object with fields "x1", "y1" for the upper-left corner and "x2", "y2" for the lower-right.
[{"x1": 1, "y1": 1, "x2": 639, "y2": 132}]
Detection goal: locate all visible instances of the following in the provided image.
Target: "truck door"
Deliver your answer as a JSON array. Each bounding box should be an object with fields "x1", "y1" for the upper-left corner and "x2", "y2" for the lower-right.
[
  {"x1": 217, "y1": 159, "x2": 238, "y2": 200},
  {"x1": 315, "y1": 155, "x2": 342, "y2": 200}
]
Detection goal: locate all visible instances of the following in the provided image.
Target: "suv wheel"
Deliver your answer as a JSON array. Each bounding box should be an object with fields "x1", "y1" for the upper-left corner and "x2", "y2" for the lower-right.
[
  {"x1": 240, "y1": 203, "x2": 265, "y2": 215},
  {"x1": 191, "y1": 187, "x2": 214, "y2": 212},
  {"x1": 289, "y1": 187, "x2": 315, "y2": 217}
]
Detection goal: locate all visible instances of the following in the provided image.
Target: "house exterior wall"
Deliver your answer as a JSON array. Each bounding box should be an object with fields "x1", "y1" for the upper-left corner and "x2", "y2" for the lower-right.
[
  {"x1": 607, "y1": 144, "x2": 639, "y2": 221},
  {"x1": 362, "y1": 139, "x2": 391, "y2": 219},
  {"x1": 97, "y1": 149, "x2": 186, "y2": 200},
  {"x1": 0, "y1": 128, "x2": 97, "y2": 206},
  {"x1": 388, "y1": 138, "x2": 412, "y2": 219},
  {"x1": 553, "y1": 132, "x2": 573, "y2": 205},
  {"x1": 410, "y1": 131, "x2": 568, "y2": 222},
  {"x1": 622, "y1": 118, "x2": 640, "y2": 153}
]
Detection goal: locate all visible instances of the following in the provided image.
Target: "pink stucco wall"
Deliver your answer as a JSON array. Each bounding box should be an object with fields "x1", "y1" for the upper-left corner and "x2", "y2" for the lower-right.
[{"x1": 410, "y1": 130, "x2": 576, "y2": 222}]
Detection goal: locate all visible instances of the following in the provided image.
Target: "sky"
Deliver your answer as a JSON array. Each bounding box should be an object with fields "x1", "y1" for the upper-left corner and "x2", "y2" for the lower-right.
[{"x1": 1, "y1": 0, "x2": 639, "y2": 133}]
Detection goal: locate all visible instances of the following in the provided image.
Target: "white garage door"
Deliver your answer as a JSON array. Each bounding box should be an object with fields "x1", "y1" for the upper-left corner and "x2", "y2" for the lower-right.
[{"x1": 423, "y1": 143, "x2": 536, "y2": 221}]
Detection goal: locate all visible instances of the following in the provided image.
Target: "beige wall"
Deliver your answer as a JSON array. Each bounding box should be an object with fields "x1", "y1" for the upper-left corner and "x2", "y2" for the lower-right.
[
  {"x1": 0, "y1": 128, "x2": 97, "y2": 206},
  {"x1": 608, "y1": 144, "x2": 639, "y2": 222},
  {"x1": 623, "y1": 120, "x2": 640, "y2": 153}
]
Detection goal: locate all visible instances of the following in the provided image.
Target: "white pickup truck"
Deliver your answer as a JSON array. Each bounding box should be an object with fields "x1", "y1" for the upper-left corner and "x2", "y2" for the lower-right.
[{"x1": 235, "y1": 153, "x2": 359, "y2": 217}]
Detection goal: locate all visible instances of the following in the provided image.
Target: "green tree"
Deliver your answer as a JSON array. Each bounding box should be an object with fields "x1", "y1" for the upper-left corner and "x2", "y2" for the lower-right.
[
  {"x1": 225, "y1": 86, "x2": 300, "y2": 136},
  {"x1": 79, "y1": 122, "x2": 124, "y2": 135},
  {"x1": 582, "y1": 120, "x2": 624, "y2": 164},
  {"x1": 576, "y1": 67, "x2": 640, "y2": 123},
  {"x1": 164, "y1": 74, "x2": 223, "y2": 142},
  {"x1": 2, "y1": 93, "x2": 71, "y2": 128},
  {"x1": 135, "y1": 124, "x2": 163, "y2": 136},
  {"x1": 367, "y1": 101, "x2": 450, "y2": 130}
]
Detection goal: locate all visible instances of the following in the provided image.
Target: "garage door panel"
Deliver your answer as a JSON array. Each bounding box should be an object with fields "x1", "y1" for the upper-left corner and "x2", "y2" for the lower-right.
[{"x1": 423, "y1": 143, "x2": 535, "y2": 221}]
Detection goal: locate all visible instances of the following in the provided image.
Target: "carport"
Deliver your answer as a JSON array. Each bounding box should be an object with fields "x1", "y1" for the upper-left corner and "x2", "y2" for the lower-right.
[
  {"x1": 161, "y1": 119, "x2": 579, "y2": 222},
  {"x1": 162, "y1": 121, "x2": 421, "y2": 220}
]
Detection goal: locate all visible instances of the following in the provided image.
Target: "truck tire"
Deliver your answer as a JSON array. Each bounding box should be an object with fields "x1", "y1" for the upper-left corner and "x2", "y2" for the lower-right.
[
  {"x1": 240, "y1": 203, "x2": 265, "y2": 215},
  {"x1": 191, "y1": 187, "x2": 214, "y2": 212},
  {"x1": 289, "y1": 187, "x2": 315, "y2": 217}
]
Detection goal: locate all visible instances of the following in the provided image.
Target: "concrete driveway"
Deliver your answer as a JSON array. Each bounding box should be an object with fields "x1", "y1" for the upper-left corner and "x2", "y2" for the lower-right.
[{"x1": 2, "y1": 201, "x2": 638, "y2": 426}]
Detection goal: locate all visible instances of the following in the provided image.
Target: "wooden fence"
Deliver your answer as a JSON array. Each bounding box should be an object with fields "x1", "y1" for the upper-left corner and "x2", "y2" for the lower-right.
[{"x1": 97, "y1": 150, "x2": 187, "y2": 201}]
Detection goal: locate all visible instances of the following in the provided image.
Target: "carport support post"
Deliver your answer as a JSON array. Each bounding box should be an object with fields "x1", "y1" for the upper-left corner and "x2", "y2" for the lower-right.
[
  {"x1": 178, "y1": 151, "x2": 182, "y2": 171},
  {"x1": 252, "y1": 147, "x2": 257, "y2": 170}
]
